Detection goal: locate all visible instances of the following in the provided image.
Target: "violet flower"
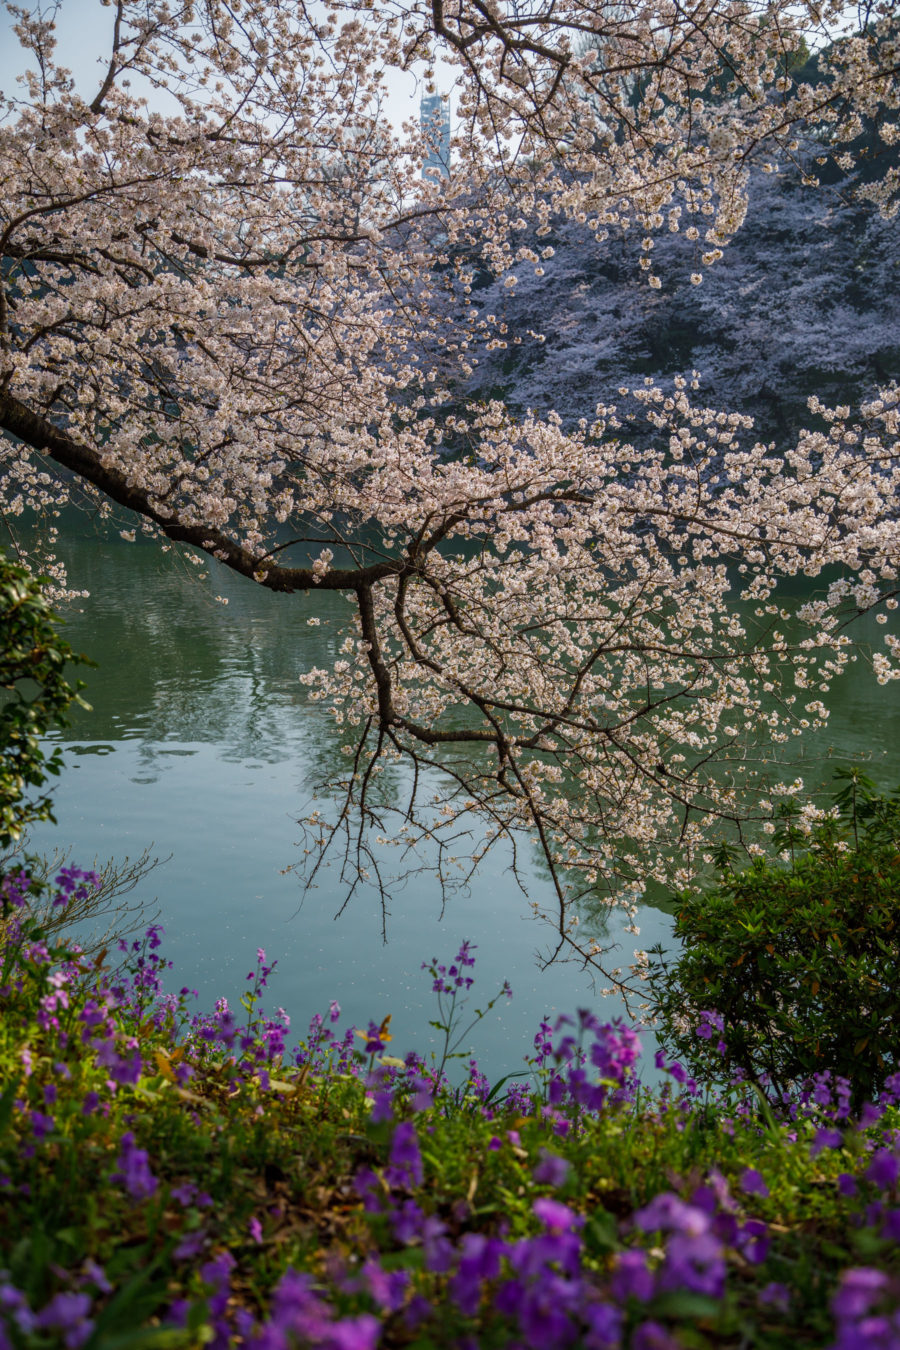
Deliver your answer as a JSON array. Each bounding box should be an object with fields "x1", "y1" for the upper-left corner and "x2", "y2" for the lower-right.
[
  {"x1": 865, "y1": 1150, "x2": 899, "y2": 1191},
  {"x1": 739, "y1": 1167, "x2": 769, "y2": 1198},
  {"x1": 385, "y1": 1122, "x2": 423, "y2": 1189},
  {"x1": 110, "y1": 1131, "x2": 158, "y2": 1200},
  {"x1": 533, "y1": 1149, "x2": 570, "y2": 1188}
]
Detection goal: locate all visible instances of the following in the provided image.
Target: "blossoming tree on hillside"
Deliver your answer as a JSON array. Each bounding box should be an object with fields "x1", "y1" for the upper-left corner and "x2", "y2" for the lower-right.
[{"x1": 0, "y1": 0, "x2": 898, "y2": 994}]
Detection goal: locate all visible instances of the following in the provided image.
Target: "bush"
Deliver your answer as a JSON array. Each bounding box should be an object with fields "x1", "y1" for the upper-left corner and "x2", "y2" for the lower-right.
[
  {"x1": 0, "y1": 548, "x2": 88, "y2": 848},
  {"x1": 648, "y1": 770, "x2": 900, "y2": 1107}
]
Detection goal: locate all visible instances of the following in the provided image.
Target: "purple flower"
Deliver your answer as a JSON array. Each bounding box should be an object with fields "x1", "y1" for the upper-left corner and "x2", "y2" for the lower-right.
[
  {"x1": 110, "y1": 1047, "x2": 143, "y2": 1086},
  {"x1": 865, "y1": 1201, "x2": 885, "y2": 1229},
  {"x1": 81, "y1": 1091, "x2": 100, "y2": 1116},
  {"x1": 370, "y1": 1091, "x2": 394, "y2": 1124},
  {"x1": 1, "y1": 870, "x2": 31, "y2": 909},
  {"x1": 740, "y1": 1167, "x2": 769, "y2": 1198},
  {"x1": 403, "y1": 1295, "x2": 432, "y2": 1332},
  {"x1": 385, "y1": 1122, "x2": 423, "y2": 1189},
  {"x1": 533, "y1": 1196, "x2": 583, "y2": 1233},
  {"x1": 361, "y1": 1020, "x2": 388, "y2": 1055},
  {"x1": 589, "y1": 1022, "x2": 642, "y2": 1085},
  {"x1": 110, "y1": 1132, "x2": 158, "y2": 1200},
  {"x1": 583, "y1": 1302, "x2": 622, "y2": 1349},
  {"x1": 391, "y1": 1199, "x2": 425, "y2": 1245},
  {"x1": 80, "y1": 1261, "x2": 111, "y2": 1295},
  {"x1": 634, "y1": 1192, "x2": 710, "y2": 1237},
  {"x1": 323, "y1": 1317, "x2": 380, "y2": 1350},
  {"x1": 200, "y1": 1251, "x2": 234, "y2": 1319},
  {"x1": 29, "y1": 1110, "x2": 54, "y2": 1141},
  {"x1": 881, "y1": 1074, "x2": 900, "y2": 1107},
  {"x1": 54, "y1": 867, "x2": 100, "y2": 904},
  {"x1": 363, "y1": 1259, "x2": 409, "y2": 1312},
  {"x1": 145, "y1": 924, "x2": 164, "y2": 950},
  {"x1": 533, "y1": 1149, "x2": 570, "y2": 1188},
  {"x1": 174, "y1": 1230, "x2": 207, "y2": 1261},
  {"x1": 423, "y1": 1215, "x2": 454, "y2": 1274},
  {"x1": 494, "y1": 1277, "x2": 525, "y2": 1320},
  {"x1": 409, "y1": 1076, "x2": 435, "y2": 1112},
  {"x1": 633, "y1": 1321, "x2": 682, "y2": 1350},
  {"x1": 758, "y1": 1282, "x2": 790, "y2": 1312},
  {"x1": 661, "y1": 1230, "x2": 726, "y2": 1298},
  {"x1": 610, "y1": 1249, "x2": 655, "y2": 1303},
  {"x1": 513, "y1": 1279, "x2": 582, "y2": 1349},
  {"x1": 831, "y1": 1268, "x2": 889, "y2": 1320},
  {"x1": 838, "y1": 1173, "x2": 858, "y2": 1198},
  {"x1": 695, "y1": 1010, "x2": 726, "y2": 1052},
  {"x1": 353, "y1": 1167, "x2": 382, "y2": 1214},
  {"x1": 425, "y1": 942, "x2": 477, "y2": 995},
  {"x1": 165, "y1": 1298, "x2": 191, "y2": 1330},
  {"x1": 865, "y1": 1151, "x2": 899, "y2": 1191},
  {"x1": 812, "y1": 1127, "x2": 845, "y2": 1157},
  {"x1": 35, "y1": 1292, "x2": 94, "y2": 1350},
  {"x1": 449, "y1": 1233, "x2": 503, "y2": 1315},
  {"x1": 737, "y1": 1218, "x2": 770, "y2": 1265},
  {"x1": 0, "y1": 1282, "x2": 35, "y2": 1335}
]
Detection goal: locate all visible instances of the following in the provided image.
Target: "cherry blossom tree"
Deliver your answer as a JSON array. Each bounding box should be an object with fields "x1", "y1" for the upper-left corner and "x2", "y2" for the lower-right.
[{"x1": 1, "y1": 0, "x2": 898, "y2": 996}]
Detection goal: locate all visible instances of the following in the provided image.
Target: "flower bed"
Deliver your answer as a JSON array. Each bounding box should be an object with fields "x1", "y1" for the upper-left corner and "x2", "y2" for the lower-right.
[{"x1": 2, "y1": 869, "x2": 900, "y2": 1349}]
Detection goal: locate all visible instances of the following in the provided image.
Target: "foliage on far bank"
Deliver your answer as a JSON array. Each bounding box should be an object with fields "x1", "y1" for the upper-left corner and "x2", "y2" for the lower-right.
[
  {"x1": 3, "y1": 870, "x2": 900, "y2": 1349},
  {"x1": 0, "y1": 549, "x2": 88, "y2": 849},
  {"x1": 648, "y1": 770, "x2": 900, "y2": 1110}
]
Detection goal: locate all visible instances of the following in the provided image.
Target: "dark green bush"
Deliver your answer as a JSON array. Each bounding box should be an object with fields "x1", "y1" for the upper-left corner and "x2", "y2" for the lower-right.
[
  {"x1": 0, "y1": 548, "x2": 88, "y2": 848},
  {"x1": 648, "y1": 770, "x2": 900, "y2": 1107}
]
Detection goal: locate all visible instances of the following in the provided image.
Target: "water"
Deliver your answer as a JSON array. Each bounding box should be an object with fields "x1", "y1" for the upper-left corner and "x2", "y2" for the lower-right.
[{"x1": 20, "y1": 522, "x2": 900, "y2": 1081}]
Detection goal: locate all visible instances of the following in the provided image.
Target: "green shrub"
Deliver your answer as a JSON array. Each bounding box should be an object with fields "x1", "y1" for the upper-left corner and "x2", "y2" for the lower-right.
[
  {"x1": 648, "y1": 770, "x2": 900, "y2": 1107},
  {"x1": 0, "y1": 548, "x2": 88, "y2": 848}
]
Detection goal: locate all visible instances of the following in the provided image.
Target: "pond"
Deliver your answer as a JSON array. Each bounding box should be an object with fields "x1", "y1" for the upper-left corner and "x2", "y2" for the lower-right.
[{"x1": 21, "y1": 521, "x2": 900, "y2": 1083}]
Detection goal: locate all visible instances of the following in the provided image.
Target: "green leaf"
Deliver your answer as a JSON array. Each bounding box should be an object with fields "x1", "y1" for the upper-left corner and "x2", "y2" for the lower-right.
[
  {"x1": 582, "y1": 1210, "x2": 620, "y2": 1255},
  {"x1": 87, "y1": 1330, "x2": 194, "y2": 1350},
  {"x1": 651, "y1": 1290, "x2": 722, "y2": 1319},
  {"x1": 86, "y1": 1250, "x2": 170, "y2": 1345},
  {"x1": 485, "y1": 1071, "x2": 528, "y2": 1104},
  {"x1": 0, "y1": 1081, "x2": 18, "y2": 1136}
]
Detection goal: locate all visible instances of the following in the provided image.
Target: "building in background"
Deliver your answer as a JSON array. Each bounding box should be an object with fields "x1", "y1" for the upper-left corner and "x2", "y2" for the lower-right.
[{"x1": 420, "y1": 93, "x2": 451, "y2": 179}]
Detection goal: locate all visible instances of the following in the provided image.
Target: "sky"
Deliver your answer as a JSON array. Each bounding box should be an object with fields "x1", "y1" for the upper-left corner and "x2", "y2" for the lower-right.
[{"x1": 0, "y1": 0, "x2": 455, "y2": 133}]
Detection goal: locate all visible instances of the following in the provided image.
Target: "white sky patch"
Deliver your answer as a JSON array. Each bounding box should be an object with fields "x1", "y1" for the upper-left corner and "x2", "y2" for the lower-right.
[{"x1": 0, "y1": 0, "x2": 457, "y2": 136}]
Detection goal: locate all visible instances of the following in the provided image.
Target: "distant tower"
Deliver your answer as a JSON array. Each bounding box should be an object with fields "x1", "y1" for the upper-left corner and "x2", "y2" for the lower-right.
[{"x1": 420, "y1": 93, "x2": 451, "y2": 179}]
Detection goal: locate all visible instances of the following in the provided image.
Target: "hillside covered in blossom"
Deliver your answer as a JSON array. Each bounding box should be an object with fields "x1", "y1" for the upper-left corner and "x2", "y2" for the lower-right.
[{"x1": 461, "y1": 163, "x2": 899, "y2": 442}]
